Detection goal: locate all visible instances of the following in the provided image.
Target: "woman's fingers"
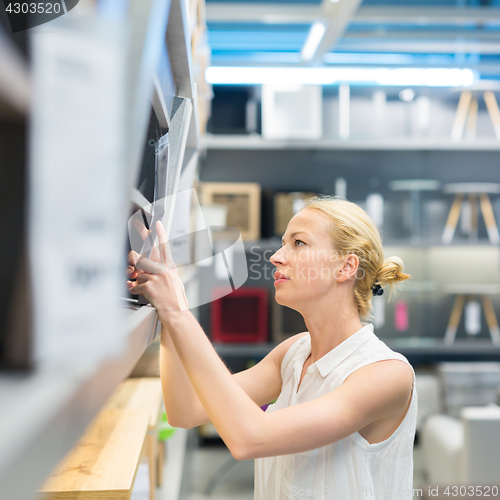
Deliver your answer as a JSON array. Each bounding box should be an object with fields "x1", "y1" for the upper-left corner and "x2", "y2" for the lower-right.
[
  {"x1": 128, "y1": 272, "x2": 151, "y2": 295},
  {"x1": 129, "y1": 222, "x2": 190, "y2": 313},
  {"x1": 127, "y1": 266, "x2": 137, "y2": 279},
  {"x1": 136, "y1": 256, "x2": 166, "y2": 274},
  {"x1": 128, "y1": 250, "x2": 140, "y2": 267},
  {"x1": 156, "y1": 221, "x2": 177, "y2": 271},
  {"x1": 126, "y1": 280, "x2": 138, "y2": 292}
]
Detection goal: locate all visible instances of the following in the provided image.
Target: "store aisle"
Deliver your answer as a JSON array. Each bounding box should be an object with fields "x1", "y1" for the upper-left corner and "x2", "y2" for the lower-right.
[
  {"x1": 132, "y1": 438, "x2": 427, "y2": 500},
  {"x1": 131, "y1": 440, "x2": 254, "y2": 500},
  {"x1": 183, "y1": 445, "x2": 254, "y2": 500}
]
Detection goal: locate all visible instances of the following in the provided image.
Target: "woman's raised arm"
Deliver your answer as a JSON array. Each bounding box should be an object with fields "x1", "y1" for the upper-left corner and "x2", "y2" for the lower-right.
[{"x1": 129, "y1": 222, "x2": 413, "y2": 461}]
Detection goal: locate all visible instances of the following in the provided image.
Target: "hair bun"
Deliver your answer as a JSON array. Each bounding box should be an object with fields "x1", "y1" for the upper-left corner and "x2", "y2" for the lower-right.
[{"x1": 376, "y1": 256, "x2": 410, "y2": 287}]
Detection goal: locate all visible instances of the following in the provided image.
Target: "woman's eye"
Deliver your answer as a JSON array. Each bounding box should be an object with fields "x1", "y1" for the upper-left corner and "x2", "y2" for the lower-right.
[{"x1": 294, "y1": 239, "x2": 305, "y2": 246}]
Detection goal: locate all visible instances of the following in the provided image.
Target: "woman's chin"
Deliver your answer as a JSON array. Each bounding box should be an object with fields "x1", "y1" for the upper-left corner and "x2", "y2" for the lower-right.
[{"x1": 274, "y1": 293, "x2": 292, "y2": 309}]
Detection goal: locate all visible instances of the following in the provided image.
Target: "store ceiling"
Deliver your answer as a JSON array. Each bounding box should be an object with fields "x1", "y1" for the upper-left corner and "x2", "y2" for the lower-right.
[{"x1": 205, "y1": 0, "x2": 500, "y2": 81}]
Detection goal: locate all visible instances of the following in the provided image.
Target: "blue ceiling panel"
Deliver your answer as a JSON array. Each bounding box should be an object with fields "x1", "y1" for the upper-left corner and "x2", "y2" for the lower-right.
[
  {"x1": 206, "y1": 0, "x2": 321, "y2": 3},
  {"x1": 360, "y1": 0, "x2": 494, "y2": 5},
  {"x1": 205, "y1": 0, "x2": 500, "y2": 80},
  {"x1": 208, "y1": 22, "x2": 311, "y2": 53}
]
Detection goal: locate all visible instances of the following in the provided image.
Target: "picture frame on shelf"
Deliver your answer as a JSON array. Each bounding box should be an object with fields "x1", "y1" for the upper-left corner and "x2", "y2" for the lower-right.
[
  {"x1": 201, "y1": 182, "x2": 261, "y2": 240},
  {"x1": 274, "y1": 191, "x2": 317, "y2": 237}
]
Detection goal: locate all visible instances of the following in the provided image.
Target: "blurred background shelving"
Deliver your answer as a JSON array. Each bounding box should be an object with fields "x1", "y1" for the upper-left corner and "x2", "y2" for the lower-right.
[{"x1": 193, "y1": 0, "x2": 500, "y2": 376}]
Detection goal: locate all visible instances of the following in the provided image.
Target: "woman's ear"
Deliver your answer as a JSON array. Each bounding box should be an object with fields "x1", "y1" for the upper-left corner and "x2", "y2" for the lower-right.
[{"x1": 337, "y1": 254, "x2": 359, "y2": 283}]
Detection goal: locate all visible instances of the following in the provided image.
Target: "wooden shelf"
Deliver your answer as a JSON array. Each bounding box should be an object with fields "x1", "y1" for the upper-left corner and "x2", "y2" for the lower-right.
[
  {"x1": 0, "y1": 305, "x2": 158, "y2": 500},
  {"x1": 204, "y1": 134, "x2": 500, "y2": 151}
]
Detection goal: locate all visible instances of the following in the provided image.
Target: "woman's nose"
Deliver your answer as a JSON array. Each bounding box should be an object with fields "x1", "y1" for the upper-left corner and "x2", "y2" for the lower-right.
[{"x1": 270, "y1": 246, "x2": 287, "y2": 266}]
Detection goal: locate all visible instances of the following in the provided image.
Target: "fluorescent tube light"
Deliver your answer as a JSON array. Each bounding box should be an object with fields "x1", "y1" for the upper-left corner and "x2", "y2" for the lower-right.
[
  {"x1": 301, "y1": 22, "x2": 326, "y2": 61},
  {"x1": 205, "y1": 66, "x2": 476, "y2": 87}
]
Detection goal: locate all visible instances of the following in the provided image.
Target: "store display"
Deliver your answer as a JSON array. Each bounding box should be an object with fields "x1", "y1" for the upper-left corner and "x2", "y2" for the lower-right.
[
  {"x1": 339, "y1": 83, "x2": 350, "y2": 141},
  {"x1": 464, "y1": 299, "x2": 481, "y2": 336},
  {"x1": 389, "y1": 179, "x2": 441, "y2": 244},
  {"x1": 372, "y1": 296, "x2": 385, "y2": 329},
  {"x1": 394, "y1": 301, "x2": 410, "y2": 332},
  {"x1": 366, "y1": 193, "x2": 384, "y2": 229},
  {"x1": 274, "y1": 191, "x2": 317, "y2": 237},
  {"x1": 211, "y1": 287, "x2": 268, "y2": 343},
  {"x1": 201, "y1": 182, "x2": 261, "y2": 240},
  {"x1": 335, "y1": 177, "x2": 347, "y2": 199},
  {"x1": 261, "y1": 84, "x2": 322, "y2": 140},
  {"x1": 208, "y1": 86, "x2": 254, "y2": 134},
  {"x1": 444, "y1": 285, "x2": 500, "y2": 346},
  {"x1": 437, "y1": 362, "x2": 500, "y2": 417},
  {"x1": 442, "y1": 183, "x2": 500, "y2": 245},
  {"x1": 450, "y1": 82, "x2": 500, "y2": 142}
]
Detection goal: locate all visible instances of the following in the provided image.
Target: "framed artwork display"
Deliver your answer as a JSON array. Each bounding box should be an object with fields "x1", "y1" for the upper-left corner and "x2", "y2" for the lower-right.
[{"x1": 201, "y1": 182, "x2": 261, "y2": 241}]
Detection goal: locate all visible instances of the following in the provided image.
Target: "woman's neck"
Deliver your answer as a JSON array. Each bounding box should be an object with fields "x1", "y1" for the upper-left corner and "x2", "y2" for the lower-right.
[{"x1": 298, "y1": 294, "x2": 364, "y2": 363}]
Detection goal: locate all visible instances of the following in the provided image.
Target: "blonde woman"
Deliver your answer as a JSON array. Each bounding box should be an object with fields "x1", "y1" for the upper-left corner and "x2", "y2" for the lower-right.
[{"x1": 127, "y1": 196, "x2": 417, "y2": 500}]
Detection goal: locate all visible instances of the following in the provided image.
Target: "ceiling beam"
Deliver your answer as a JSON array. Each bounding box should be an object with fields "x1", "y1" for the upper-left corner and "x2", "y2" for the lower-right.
[
  {"x1": 353, "y1": 6, "x2": 500, "y2": 25},
  {"x1": 205, "y1": 3, "x2": 321, "y2": 24},
  {"x1": 343, "y1": 31, "x2": 500, "y2": 41},
  {"x1": 309, "y1": 0, "x2": 363, "y2": 61},
  {"x1": 206, "y1": 4, "x2": 500, "y2": 25},
  {"x1": 336, "y1": 40, "x2": 500, "y2": 55}
]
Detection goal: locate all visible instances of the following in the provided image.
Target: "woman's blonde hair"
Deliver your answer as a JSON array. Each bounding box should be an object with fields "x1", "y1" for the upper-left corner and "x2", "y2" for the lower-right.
[{"x1": 301, "y1": 195, "x2": 410, "y2": 321}]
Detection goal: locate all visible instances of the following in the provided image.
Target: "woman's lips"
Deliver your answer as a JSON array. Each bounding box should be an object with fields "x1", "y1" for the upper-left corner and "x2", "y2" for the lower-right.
[
  {"x1": 274, "y1": 278, "x2": 289, "y2": 285},
  {"x1": 273, "y1": 271, "x2": 290, "y2": 284}
]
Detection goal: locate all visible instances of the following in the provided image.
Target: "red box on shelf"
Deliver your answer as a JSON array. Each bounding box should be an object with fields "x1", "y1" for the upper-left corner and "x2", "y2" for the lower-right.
[{"x1": 211, "y1": 287, "x2": 269, "y2": 343}]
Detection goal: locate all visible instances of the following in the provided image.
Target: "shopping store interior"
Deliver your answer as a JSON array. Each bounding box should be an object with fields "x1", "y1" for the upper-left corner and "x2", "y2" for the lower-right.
[{"x1": 1, "y1": 0, "x2": 500, "y2": 499}]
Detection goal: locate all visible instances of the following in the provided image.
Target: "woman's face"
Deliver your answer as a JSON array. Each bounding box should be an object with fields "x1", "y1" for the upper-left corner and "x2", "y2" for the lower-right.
[{"x1": 269, "y1": 208, "x2": 346, "y2": 309}]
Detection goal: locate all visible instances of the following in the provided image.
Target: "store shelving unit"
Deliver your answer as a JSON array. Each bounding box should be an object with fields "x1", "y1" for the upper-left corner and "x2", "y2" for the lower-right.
[
  {"x1": 0, "y1": 1, "x2": 206, "y2": 499},
  {"x1": 204, "y1": 134, "x2": 500, "y2": 151},
  {"x1": 201, "y1": 125, "x2": 500, "y2": 357},
  {"x1": 214, "y1": 340, "x2": 500, "y2": 367},
  {"x1": 0, "y1": 305, "x2": 158, "y2": 500},
  {"x1": 208, "y1": 241, "x2": 500, "y2": 368}
]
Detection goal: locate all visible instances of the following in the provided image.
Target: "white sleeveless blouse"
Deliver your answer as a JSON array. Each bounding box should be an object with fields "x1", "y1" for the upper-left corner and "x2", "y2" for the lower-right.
[{"x1": 254, "y1": 323, "x2": 418, "y2": 500}]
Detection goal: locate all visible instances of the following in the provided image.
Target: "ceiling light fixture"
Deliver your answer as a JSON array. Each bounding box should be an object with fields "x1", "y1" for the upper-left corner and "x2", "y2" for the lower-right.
[
  {"x1": 301, "y1": 22, "x2": 326, "y2": 61},
  {"x1": 205, "y1": 66, "x2": 476, "y2": 87}
]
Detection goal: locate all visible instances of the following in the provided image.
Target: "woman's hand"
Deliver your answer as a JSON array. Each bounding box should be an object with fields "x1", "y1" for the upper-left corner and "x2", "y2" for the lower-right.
[{"x1": 127, "y1": 221, "x2": 189, "y2": 325}]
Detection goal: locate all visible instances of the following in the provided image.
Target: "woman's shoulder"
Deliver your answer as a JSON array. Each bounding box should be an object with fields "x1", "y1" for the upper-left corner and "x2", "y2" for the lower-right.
[
  {"x1": 269, "y1": 331, "x2": 310, "y2": 370},
  {"x1": 361, "y1": 334, "x2": 414, "y2": 369}
]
